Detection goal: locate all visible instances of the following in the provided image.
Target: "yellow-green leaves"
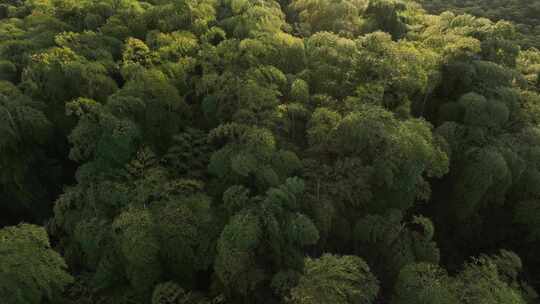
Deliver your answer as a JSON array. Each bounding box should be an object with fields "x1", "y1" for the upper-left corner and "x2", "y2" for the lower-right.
[
  {"x1": 393, "y1": 252, "x2": 529, "y2": 304},
  {"x1": 392, "y1": 263, "x2": 458, "y2": 304},
  {"x1": 289, "y1": 254, "x2": 379, "y2": 304},
  {"x1": 290, "y1": 0, "x2": 367, "y2": 37},
  {"x1": 0, "y1": 224, "x2": 73, "y2": 304}
]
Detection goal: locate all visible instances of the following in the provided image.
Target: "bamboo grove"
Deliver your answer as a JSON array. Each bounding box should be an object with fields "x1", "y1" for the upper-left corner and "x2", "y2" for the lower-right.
[{"x1": 1, "y1": 0, "x2": 540, "y2": 303}]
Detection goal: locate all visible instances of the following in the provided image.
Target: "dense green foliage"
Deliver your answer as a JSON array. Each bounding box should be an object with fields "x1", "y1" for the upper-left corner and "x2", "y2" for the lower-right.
[
  {"x1": 0, "y1": 224, "x2": 73, "y2": 303},
  {"x1": 419, "y1": 0, "x2": 540, "y2": 49},
  {"x1": 1, "y1": 0, "x2": 540, "y2": 303}
]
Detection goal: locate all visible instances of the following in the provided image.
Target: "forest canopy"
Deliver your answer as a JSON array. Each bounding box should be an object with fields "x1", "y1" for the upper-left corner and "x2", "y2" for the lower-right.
[
  {"x1": 1, "y1": 0, "x2": 540, "y2": 303},
  {"x1": 418, "y1": 0, "x2": 540, "y2": 49}
]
